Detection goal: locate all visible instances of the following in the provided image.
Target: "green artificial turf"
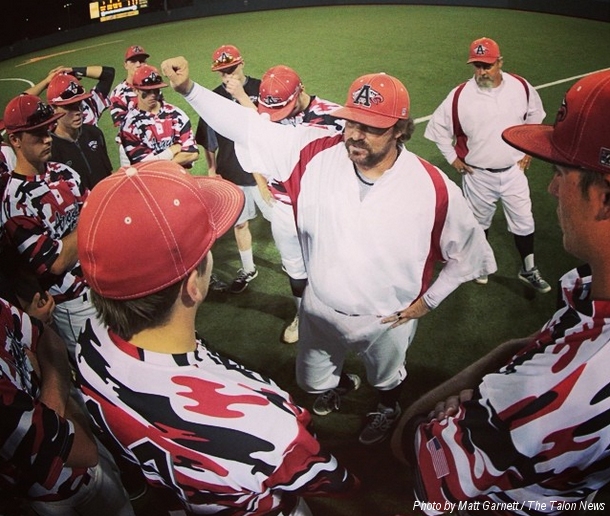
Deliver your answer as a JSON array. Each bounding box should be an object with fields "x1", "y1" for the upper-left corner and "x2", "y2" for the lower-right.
[{"x1": 1, "y1": 5, "x2": 609, "y2": 516}]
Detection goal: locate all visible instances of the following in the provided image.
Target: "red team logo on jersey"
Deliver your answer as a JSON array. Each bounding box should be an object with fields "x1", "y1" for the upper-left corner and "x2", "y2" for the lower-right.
[{"x1": 351, "y1": 84, "x2": 383, "y2": 108}]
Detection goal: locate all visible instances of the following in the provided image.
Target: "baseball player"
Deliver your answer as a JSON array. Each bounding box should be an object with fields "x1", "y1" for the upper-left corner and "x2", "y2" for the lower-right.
[
  {"x1": 257, "y1": 65, "x2": 344, "y2": 344},
  {"x1": 393, "y1": 70, "x2": 610, "y2": 516},
  {"x1": 195, "y1": 44, "x2": 272, "y2": 294},
  {"x1": 120, "y1": 64, "x2": 198, "y2": 166},
  {"x1": 75, "y1": 160, "x2": 359, "y2": 516},
  {"x1": 25, "y1": 64, "x2": 116, "y2": 127},
  {"x1": 0, "y1": 297, "x2": 134, "y2": 515},
  {"x1": 46, "y1": 73, "x2": 113, "y2": 190},
  {"x1": 109, "y1": 44, "x2": 149, "y2": 166},
  {"x1": 1, "y1": 94, "x2": 96, "y2": 360},
  {"x1": 162, "y1": 57, "x2": 496, "y2": 445},
  {"x1": 425, "y1": 37, "x2": 551, "y2": 292}
]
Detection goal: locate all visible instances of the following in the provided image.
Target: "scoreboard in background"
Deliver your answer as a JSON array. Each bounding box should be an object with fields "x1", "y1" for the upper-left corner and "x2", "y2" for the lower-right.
[{"x1": 90, "y1": 1, "x2": 149, "y2": 22}]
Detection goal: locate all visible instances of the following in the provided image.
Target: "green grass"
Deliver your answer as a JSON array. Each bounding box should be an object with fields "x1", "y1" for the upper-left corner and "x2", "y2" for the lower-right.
[{"x1": 1, "y1": 6, "x2": 609, "y2": 516}]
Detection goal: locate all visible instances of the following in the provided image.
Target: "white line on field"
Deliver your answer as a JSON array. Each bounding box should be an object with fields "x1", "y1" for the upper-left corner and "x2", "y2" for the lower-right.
[{"x1": 0, "y1": 78, "x2": 34, "y2": 86}]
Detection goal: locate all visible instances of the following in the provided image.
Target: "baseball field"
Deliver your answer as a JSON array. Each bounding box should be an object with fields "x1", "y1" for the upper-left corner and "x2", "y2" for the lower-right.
[{"x1": 1, "y1": 4, "x2": 609, "y2": 515}]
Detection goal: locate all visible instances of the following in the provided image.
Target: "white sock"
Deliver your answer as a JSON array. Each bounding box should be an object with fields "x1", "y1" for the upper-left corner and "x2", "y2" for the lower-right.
[
  {"x1": 523, "y1": 254, "x2": 535, "y2": 272},
  {"x1": 239, "y1": 249, "x2": 255, "y2": 273}
]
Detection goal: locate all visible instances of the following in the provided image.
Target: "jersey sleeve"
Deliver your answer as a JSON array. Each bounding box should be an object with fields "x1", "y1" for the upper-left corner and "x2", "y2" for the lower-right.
[
  {"x1": 173, "y1": 108, "x2": 198, "y2": 153},
  {"x1": 2, "y1": 214, "x2": 63, "y2": 276},
  {"x1": 0, "y1": 299, "x2": 74, "y2": 492},
  {"x1": 185, "y1": 83, "x2": 328, "y2": 183},
  {"x1": 423, "y1": 176, "x2": 497, "y2": 308},
  {"x1": 120, "y1": 114, "x2": 153, "y2": 164},
  {"x1": 423, "y1": 90, "x2": 459, "y2": 165}
]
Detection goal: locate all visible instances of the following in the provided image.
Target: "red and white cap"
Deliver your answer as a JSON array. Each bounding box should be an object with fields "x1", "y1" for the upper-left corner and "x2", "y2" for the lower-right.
[
  {"x1": 503, "y1": 70, "x2": 610, "y2": 175},
  {"x1": 258, "y1": 65, "x2": 303, "y2": 122},
  {"x1": 78, "y1": 161, "x2": 245, "y2": 300},
  {"x1": 211, "y1": 44, "x2": 243, "y2": 72},
  {"x1": 124, "y1": 44, "x2": 149, "y2": 61},
  {"x1": 332, "y1": 73, "x2": 410, "y2": 129},
  {"x1": 3, "y1": 94, "x2": 64, "y2": 134},
  {"x1": 47, "y1": 74, "x2": 92, "y2": 106},
  {"x1": 132, "y1": 65, "x2": 168, "y2": 90},
  {"x1": 467, "y1": 37, "x2": 501, "y2": 64}
]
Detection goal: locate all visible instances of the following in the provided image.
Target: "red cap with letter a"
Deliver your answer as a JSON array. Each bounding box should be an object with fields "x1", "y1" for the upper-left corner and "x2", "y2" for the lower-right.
[
  {"x1": 467, "y1": 37, "x2": 501, "y2": 64},
  {"x1": 332, "y1": 73, "x2": 410, "y2": 129}
]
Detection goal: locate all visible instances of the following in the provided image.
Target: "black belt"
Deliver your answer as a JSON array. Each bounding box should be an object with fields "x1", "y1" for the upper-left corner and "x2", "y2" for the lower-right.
[{"x1": 466, "y1": 163, "x2": 512, "y2": 173}]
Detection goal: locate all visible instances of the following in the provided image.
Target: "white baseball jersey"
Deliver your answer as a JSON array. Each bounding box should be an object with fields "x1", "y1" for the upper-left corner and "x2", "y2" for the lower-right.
[
  {"x1": 424, "y1": 73, "x2": 545, "y2": 169},
  {"x1": 185, "y1": 84, "x2": 496, "y2": 314}
]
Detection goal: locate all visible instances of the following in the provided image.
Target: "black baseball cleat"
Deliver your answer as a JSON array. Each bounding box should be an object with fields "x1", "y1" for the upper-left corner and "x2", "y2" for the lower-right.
[
  {"x1": 229, "y1": 267, "x2": 258, "y2": 294},
  {"x1": 209, "y1": 273, "x2": 229, "y2": 293}
]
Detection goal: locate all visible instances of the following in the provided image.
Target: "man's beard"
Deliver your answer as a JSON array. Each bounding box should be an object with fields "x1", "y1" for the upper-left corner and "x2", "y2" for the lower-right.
[
  {"x1": 345, "y1": 139, "x2": 391, "y2": 169},
  {"x1": 475, "y1": 76, "x2": 494, "y2": 89}
]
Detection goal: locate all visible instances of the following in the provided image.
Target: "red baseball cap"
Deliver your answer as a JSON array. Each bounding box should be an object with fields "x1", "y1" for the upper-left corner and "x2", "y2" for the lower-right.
[
  {"x1": 132, "y1": 65, "x2": 168, "y2": 90},
  {"x1": 125, "y1": 44, "x2": 149, "y2": 62},
  {"x1": 78, "y1": 161, "x2": 245, "y2": 300},
  {"x1": 3, "y1": 94, "x2": 64, "y2": 134},
  {"x1": 467, "y1": 37, "x2": 501, "y2": 64},
  {"x1": 503, "y1": 70, "x2": 610, "y2": 175},
  {"x1": 47, "y1": 74, "x2": 93, "y2": 106},
  {"x1": 258, "y1": 65, "x2": 303, "y2": 122},
  {"x1": 332, "y1": 73, "x2": 410, "y2": 129},
  {"x1": 211, "y1": 44, "x2": 243, "y2": 72}
]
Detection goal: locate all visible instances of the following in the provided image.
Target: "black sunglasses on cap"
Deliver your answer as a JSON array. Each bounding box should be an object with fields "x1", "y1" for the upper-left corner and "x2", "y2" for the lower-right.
[
  {"x1": 139, "y1": 72, "x2": 164, "y2": 88},
  {"x1": 55, "y1": 82, "x2": 86, "y2": 103}
]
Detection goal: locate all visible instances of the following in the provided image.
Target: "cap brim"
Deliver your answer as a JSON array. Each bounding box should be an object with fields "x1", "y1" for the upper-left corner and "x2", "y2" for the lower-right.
[
  {"x1": 211, "y1": 58, "x2": 244, "y2": 72},
  {"x1": 51, "y1": 91, "x2": 93, "y2": 106},
  {"x1": 126, "y1": 53, "x2": 150, "y2": 61},
  {"x1": 502, "y1": 124, "x2": 570, "y2": 167},
  {"x1": 193, "y1": 176, "x2": 245, "y2": 239},
  {"x1": 258, "y1": 97, "x2": 298, "y2": 122},
  {"x1": 6, "y1": 112, "x2": 64, "y2": 134},
  {"x1": 136, "y1": 82, "x2": 168, "y2": 90},
  {"x1": 467, "y1": 56, "x2": 498, "y2": 64},
  {"x1": 331, "y1": 106, "x2": 397, "y2": 129}
]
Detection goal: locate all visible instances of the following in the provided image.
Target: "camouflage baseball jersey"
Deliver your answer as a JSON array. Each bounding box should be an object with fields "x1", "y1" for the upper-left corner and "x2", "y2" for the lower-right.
[
  {"x1": 76, "y1": 317, "x2": 358, "y2": 515},
  {"x1": 109, "y1": 80, "x2": 137, "y2": 128},
  {"x1": 119, "y1": 101, "x2": 197, "y2": 164},
  {"x1": 0, "y1": 298, "x2": 91, "y2": 500},
  {"x1": 80, "y1": 88, "x2": 111, "y2": 127},
  {"x1": 408, "y1": 264, "x2": 610, "y2": 515},
  {"x1": 0, "y1": 163, "x2": 88, "y2": 304}
]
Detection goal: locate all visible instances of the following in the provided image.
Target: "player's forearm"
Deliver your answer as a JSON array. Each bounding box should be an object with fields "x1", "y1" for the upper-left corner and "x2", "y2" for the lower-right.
[
  {"x1": 172, "y1": 151, "x2": 199, "y2": 166},
  {"x1": 64, "y1": 396, "x2": 98, "y2": 468},
  {"x1": 36, "y1": 326, "x2": 72, "y2": 415},
  {"x1": 49, "y1": 230, "x2": 79, "y2": 275}
]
